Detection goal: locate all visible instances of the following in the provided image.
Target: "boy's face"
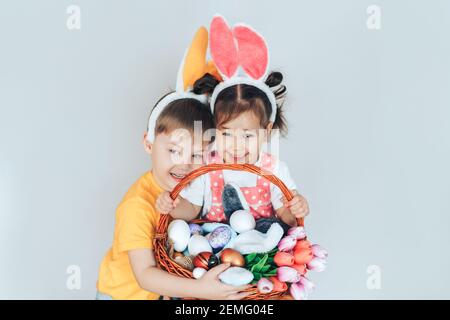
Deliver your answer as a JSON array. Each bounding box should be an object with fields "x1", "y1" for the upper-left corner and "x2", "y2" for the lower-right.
[{"x1": 144, "y1": 130, "x2": 208, "y2": 191}]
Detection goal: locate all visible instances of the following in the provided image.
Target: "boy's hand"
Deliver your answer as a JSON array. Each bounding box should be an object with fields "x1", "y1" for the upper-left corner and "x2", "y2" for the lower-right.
[
  {"x1": 156, "y1": 191, "x2": 180, "y2": 215},
  {"x1": 197, "y1": 263, "x2": 251, "y2": 300},
  {"x1": 281, "y1": 190, "x2": 310, "y2": 219}
]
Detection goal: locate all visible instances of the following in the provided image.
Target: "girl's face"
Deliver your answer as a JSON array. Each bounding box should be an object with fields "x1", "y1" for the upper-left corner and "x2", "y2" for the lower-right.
[{"x1": 217, "y1": 111, "x2": 271, "y2": 165}]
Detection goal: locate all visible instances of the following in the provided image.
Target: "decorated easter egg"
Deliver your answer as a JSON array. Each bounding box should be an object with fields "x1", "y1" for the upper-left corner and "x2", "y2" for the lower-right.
[
  {"x1": 188, "y1": 235, "x2": 212, "y2": 257},
  {"x1": 218, "y1": 267, "x2": 254, "y2": 286},
  {"x1": 193, "y1": 267, "x2": 207, "y2": 279},
  {"x1": 229, "y1": 210, "x2": 255, "y2": 234},
  {"x1": 173, "y1": 252, "x2": 185, "y2": 260},
  {"x1": 168, "y1": 219, "x2": 191, "y2": 252},
  {"x1": 208, "y1": 226, "x2": 232, "y2": 253},
  {"x1": 219, "y1": 248, "x2": 245, "y2": 267},
  {"x1": 193, "y1": 252, "x2": 220, "y2": 270},
  {"x1": 189, "y1": 223, "x2": 203, "y2": 235},
  {"x1": 173, "y1": 254, "x2": 194, "y2": 271}
]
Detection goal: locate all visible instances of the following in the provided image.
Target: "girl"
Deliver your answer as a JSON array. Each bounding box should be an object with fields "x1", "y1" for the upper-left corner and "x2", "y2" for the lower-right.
[{"x1": 156, "y1": 16, "x2": 308, "y2": 227}]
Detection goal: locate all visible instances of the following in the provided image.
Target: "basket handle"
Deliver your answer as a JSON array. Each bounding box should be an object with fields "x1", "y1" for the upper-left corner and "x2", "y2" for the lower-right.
[{"x1": 169, "y1": 163, "x2": 304, "y2": 227}]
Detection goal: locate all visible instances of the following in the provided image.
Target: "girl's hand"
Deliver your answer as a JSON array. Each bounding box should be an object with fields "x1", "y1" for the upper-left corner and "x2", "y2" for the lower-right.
[
  {"x1": 156, "y1": 191, "x2": 180, "y2": 215},
  {"x1": 281, "y1": 190, "x2": 310, "y2": 219},
  {"x1": 196, "y1": 263, "x2": 252, "y2": 300}
]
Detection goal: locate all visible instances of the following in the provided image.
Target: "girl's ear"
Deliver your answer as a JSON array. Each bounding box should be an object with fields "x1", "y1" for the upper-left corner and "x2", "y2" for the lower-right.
[{"x1": 143, "y1": 132, "x2": 152, "y2": 154}]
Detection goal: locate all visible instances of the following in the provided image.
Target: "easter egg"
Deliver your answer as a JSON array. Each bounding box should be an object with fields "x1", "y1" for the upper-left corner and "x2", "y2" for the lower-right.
[
  {"x1": 193, "y1": 252, "x2": 220, "y2": 270},
  {"x1": 168, "y1": 220, "x2": 191, "y2": 252},
  {"x1": 193, "y1": 267, "x2": 207, "y2": 279},
  {"x1": 173, "y1": 252, "x2": 185, "y2": 260},
  {"x1": 219, "y1": 248, "x2": 245, "y2": 267},
  {"x1": 229, "y1": 210, "x2": 255, "y2": 234},
  {"x1": 173, "y1": 254, "x2": 194, "y2": 271},
  {"x1": 208, "y1": 226, "x2": 232, "y2": 253},
  {"x1": 189, "y1": 223, "x2": 203, "y2": 235},
  {"x1": 218, "y1": 267, "x2": 254, "y2": 286},
  {"x1": 188, "y1": 235, "x2": 212, "y2": 257}
]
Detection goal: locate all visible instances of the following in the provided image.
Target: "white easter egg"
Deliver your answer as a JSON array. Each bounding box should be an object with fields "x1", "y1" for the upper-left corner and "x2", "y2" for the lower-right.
[
  {"x1": 188, "y1": 234, "x2": 212, "y2": 256},
  {"x1": 168, "y1": 220, "x2": 191, "y2": 252},
  {"x1": 193, "y1": 267, "x2": 207, "y2": 279},
  {"x1": 219, "y1": 267, "x2": 254, "y2": 286},
  {"x1": 229, "y1": 210, "x2": 256, "y2": 234}
]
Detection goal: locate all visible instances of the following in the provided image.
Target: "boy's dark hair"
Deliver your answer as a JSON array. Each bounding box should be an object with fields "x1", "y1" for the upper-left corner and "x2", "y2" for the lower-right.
[
  {"x1": 193, "y1": 71, "x2": 288, "y2": 135},
  {"x1": 147, "y1": 94, "x2": 216, "y2": 139}
]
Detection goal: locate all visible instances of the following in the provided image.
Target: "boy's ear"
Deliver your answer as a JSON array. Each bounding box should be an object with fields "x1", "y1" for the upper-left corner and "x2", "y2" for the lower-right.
[{"x1": 143, "y1": 132, "x2": 152, "y2": 154}]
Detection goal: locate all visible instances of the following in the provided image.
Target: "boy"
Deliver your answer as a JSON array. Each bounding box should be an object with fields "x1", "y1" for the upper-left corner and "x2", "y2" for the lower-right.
[{"x1": 96, "y1": 97, "x2": 250, "y2": 300}]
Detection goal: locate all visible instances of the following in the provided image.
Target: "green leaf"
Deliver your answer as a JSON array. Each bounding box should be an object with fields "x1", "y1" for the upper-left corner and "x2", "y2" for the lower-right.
[
  {"x1": 253, "y1": 273, "x2": 262, "y2": 281},
  {"x1": 263, "y1": 273, "x2": 276, "y2": 278},
  {"x1": 253, "y1": 254, "x2": 268, "y2": 273},
  {"x1": 253, "y1": 264, "x2": 263, "y2": 273},
  {"x1": 245, "y1": 253, "x2": 257, "y2": 264},
  {"x1": 260, "y1": 265, "x2": 271, "y2": 273},
  {"x1": 263, "y1": 270, "x2": 277, "y2": 277}
]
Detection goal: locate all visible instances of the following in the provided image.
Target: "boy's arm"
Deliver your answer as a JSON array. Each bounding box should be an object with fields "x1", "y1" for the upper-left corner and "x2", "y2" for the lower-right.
[
  {"x1": 128, "y1": 248, "x2": 250, "y2": 299},
  {"x1": 169, "y1": 197, "x2": 202, "y2": 221},
  {"x1": 128, "y1": 248, "x2": 202, "y2": 298},
  {"x1": 156, "y1": 191, "x2": 201, "y2": 221}
]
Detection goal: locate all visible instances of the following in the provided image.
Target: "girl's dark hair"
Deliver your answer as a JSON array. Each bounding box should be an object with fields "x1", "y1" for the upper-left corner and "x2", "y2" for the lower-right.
[
  {"x1": 148, "y1": 93, "x2": 215, "y2": 140},
  {"x1": 193, "y1": 71, "x2": 288, "y2": 135}
]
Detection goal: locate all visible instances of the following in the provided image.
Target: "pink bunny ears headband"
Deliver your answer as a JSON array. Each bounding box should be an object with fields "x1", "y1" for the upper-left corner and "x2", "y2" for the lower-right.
[{"x1": 209, "y1": 15, "x2": 278, "y2": 123}]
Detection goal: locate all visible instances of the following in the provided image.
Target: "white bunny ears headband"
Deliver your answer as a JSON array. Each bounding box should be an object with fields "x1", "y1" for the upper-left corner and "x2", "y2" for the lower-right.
[
  {"x1": 146, "y1": 27, "x2": 221, "y2": 142},
  {"x1": 147, "y1": 16, "x2": 277, "y2": 142},
  {"x1": 209, "y1": 15, "x2": 278, "y2": 123}
]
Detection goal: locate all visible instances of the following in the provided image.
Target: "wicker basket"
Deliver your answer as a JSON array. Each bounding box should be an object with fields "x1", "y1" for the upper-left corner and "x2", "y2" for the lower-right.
[{"x1": 154, "y1": 163, "x2": 304, "y2": 300}]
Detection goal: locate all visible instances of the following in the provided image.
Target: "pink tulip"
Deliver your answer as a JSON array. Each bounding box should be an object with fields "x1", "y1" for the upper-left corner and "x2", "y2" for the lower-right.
[
  {"x1": 294, "y1": 240, "x2": 312, "y2": 251},
  {"x1": 277, "y1": 266, "x2": 301, "y2": 283},
  {"x1": 293, "y1": 247, "x2": 314, "y2": 265},
  {"x1": 292, "y1": 263, "x2": 307, "y2": 276},
  {"x1": 306, "y1": 257, "x2": 327, "y2": 272},
  {"x1": 277, "y1": 236, "x2": 297, "y2": 252},
  {"x1": 298, "y1": 276, "x2": 315, "y2": 292},
  {"x1": 290, "y1": 282, "x2": 308, "y2": 300},
  {"x1": 274, "y1": 252, "x2": 295, "y2": 266},
  {"x1": 287, "y1": 226, "x2": 307, "y2": 240},
  {"x1": 311, "y1": 244, "x2": 328, "y2": 259},
  {"x1": 257, "y1": 278, "x2": 274, "y2": 294}
]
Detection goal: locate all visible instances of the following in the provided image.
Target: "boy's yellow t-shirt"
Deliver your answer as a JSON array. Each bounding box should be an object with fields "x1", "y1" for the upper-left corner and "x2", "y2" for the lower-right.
[{"x1": 97, "y1": 171, "x2": 164, "y2": 300}]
